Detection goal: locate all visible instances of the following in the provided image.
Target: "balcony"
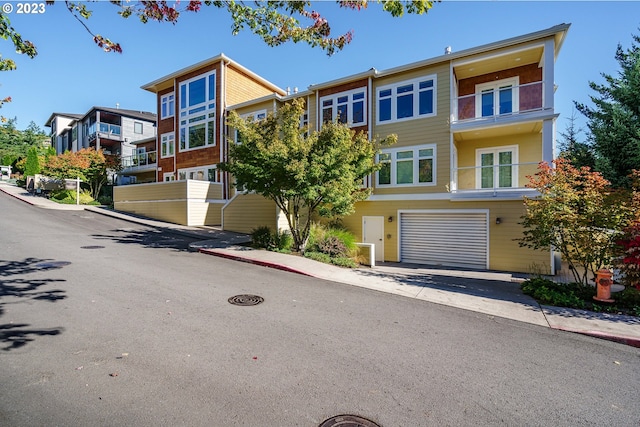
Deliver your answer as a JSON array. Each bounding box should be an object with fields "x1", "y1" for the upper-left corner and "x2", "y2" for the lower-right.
[
  {"x1": 121, "y1": 151, "x2": 157, "y2": 172},
  {"x1": 451, "y1": 161, "x2": 540, "y2": 199},
  {"x1": 452, "y1": 81, "x2": 549, "y2": 128},
  {"x1": 87, "y1": 122, "x2": 123, "y2": 142}
]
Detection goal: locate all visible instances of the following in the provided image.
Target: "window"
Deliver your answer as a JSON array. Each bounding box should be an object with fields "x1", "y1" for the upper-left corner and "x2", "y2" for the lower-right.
[
  {"x1": 163, "y1": 172, "x2": 175, "y2": 182},
  {"x1": 161, "y1": 132, "x2": 175, "y2": 158},
  {"x1": 161, "y1": 93, "x2": 175, "y2": 119},
  {"x1": 377, "y1": 75, "x2": 436, "y2": 124},
  {"x1": 235, "y1": 110, "x2": 267, "y2": 144},
  {"x1": 134, "y1": 122, "x2": 143, "y2": 134},
  {"x1": 177, "y1": 164, "x2": 218, "y2": 182},
  {"x1": 320, "y1": 88, "x2": 367, "y2": 127},
  {"x1": 475, "y1": 77, "x2": 519, "y2": 118},
  {"x1": 179, "y1": 72, "x2": 216, "y2": 151},
  {"x1": 476, "y1": 146, "x2": 518, "y2": 189},
  {"x1": 376, "y1": 144, "x2": 436, "y2": 186}
]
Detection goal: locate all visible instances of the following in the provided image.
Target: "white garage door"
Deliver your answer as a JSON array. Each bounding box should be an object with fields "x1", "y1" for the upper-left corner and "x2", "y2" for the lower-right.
[{"x1": 400, "y1": 211, "x2": 488, "y2": 269}]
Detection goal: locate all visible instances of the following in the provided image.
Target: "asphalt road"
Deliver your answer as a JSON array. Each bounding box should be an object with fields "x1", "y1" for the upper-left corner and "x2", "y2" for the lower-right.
[{"x1": 1, "y1": 192, "x2": 639, "y2": 426}]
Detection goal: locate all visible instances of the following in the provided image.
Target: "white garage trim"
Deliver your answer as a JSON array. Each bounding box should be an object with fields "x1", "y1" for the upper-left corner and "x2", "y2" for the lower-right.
[{"x1": 397, "y1": 209, "x2": 489, "y2": 269}]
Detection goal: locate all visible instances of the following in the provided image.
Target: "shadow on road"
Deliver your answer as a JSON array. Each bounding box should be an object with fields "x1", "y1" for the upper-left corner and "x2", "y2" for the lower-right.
[
  {"x1": 90, "y1": 228, "x2": 195, "y2": 252},
  {"x1": 0, "y1": 258, "x2": 67, "y2": 351}
]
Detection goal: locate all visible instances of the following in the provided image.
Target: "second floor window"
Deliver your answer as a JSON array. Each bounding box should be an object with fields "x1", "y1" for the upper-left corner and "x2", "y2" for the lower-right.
[
  {"x1": 377, "y1": 144, "x2": 436, "y2": 187},
  {"x1": 320, "y1": 88, "x2": 366, "y2": 127},
  {"x1": 134, "y1": 122, "x2": 143, "y2": 134},
  {"x1": 161, "y1": 93, "x2": 175, "y2": 119},
  {"x1": 377, "y1": 75, "x2": 436, "y2": 124}
]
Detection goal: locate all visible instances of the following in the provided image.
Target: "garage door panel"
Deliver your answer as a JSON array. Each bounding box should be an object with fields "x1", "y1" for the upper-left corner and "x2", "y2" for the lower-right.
[{"x1": 400, "y1": 212, "x2": 488, "y2": 269}]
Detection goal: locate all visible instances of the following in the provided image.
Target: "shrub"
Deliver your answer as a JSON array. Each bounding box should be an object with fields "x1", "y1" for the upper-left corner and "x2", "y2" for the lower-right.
[
  {"x1": 251, "y1": 226, "x2": 273, "y2": 249},
  {"x1": 273, "y1": 230, "x2": 293, "y2": 252},
  {"x1": 330, "y1": 256, "x2": 357, "y2": 268},
  {"x1": 307, "y1": 222, "x2": 357, "y2": 258},
  {"x1": 50, "y1": 189, "x2": 96, "y2": 205},
  {"x1": 304, "y1": 251, "x2": 331, "y2": 264},
  {"x1": 521, "y1": 277, "x2": 589, "y2": 309},
  {"x1": 615, "y1": 222, "x2": 640, "y2": 287}
]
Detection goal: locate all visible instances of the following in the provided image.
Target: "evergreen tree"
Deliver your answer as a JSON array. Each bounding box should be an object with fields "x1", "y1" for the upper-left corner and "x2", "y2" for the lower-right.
[
  {"x1": 557, "y1": 109, "x2": 596, "y2": 170},
  {"x1": 24, "y1": 146, "x2": 41, "y2": 176},
  {"x1": 576, "y1": 30, "x2": 640, "y2": 188}
]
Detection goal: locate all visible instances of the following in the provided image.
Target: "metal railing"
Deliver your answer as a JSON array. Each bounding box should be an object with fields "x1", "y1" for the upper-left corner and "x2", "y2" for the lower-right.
[
  {"x1": 453, "y1": 81, "x2": 544, "y2": 123},
  {"x1": 122, "y1": 151, "x2": 157, "y2": 169},
  {"x1": 452, "y1": 161, "x2": 540, "y2": 193}
]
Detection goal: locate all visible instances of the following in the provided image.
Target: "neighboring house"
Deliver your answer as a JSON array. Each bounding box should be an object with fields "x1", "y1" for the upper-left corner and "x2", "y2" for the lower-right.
[
  {"x1": 45, "y1": 107, "x2": 157, "y2": 184},
  {"x1": 121, "y1": 23, "x2": 569, "y2": 274}
]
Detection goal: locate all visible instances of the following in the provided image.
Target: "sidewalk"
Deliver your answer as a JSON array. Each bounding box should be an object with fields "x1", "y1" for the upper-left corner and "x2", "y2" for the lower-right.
[{"x1": 2, "y1": 181, "x2": 639, "y2": 348}]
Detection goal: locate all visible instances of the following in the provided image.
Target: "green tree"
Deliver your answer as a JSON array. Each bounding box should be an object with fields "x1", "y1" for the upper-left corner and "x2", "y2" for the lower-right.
[
  {"x1": 519, "y1": 159, "x2": 637, "y2": 285},
  {"x1": 44, "y1": 148, "x2": 121, "y2": 200},
  {"x1": 219, "y1": 99, "x2": 396, "y2": 252},
  {"x1": 575, "y1": 30, "x2": 640, "y2": 188},
  {"x1": 557, "y1": 109, "x2": 596, "y2": 171},
  {"x1": 24, "y1": 146, "x2": 41, "y2": 176}
]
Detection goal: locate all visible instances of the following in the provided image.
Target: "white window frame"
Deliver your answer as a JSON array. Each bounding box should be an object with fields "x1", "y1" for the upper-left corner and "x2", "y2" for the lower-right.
[
  {"x1": 475, "y1": 77, "x2": 519, "y2": 118},
  {"x1": 177, "y1": 164, "x2": 219, "y2": 183},
  {"x1": 161, "y1": 92, "x2": 175, "y2": 119},
  {"x1": 134, "y1": 121, "x2": 143, "y2": 134},
  {"x1": 376, "y1": 144, "x2": 437, "y2": 187},
  {"x1": 376, "y1": 75, "x2": 437, "y2": 124},
  {"x1": 179, "y1": 71, "x2": 216, "y2": 152},
  {"x1": 319, "y1": 87, "x2": 367, "y2": 128},
  {"x1": 235, "y1": 110, "x2": 267, "y2": 144},
  {"x1": 475, "y1": 145, "x2": 519, "y2": 189},
  {"x1": 163, "y1": 172, "x2": 175, "y2": 182},
  {"x1": 160, "y1": 132, "x2": 175, "y2": 158}
]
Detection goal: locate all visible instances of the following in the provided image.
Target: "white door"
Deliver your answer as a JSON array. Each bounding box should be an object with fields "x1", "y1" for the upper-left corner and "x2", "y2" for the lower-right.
[{"x1": 363, "y1": 216, "x2": 385, "y2": 262}]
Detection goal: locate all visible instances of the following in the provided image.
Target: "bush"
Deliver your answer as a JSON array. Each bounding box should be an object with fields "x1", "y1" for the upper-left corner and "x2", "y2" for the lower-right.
[
  {"x1": 330, "y1": 256, "x2": 357, "y2": 268},
  {"x1": 250, "y1": 226, "x2": 273, "y2": 249},
  {"x1": 304, "y1": 251, "x2": 331, "y2": 264},
  {"x1": 308, "y1": 223, "x2": 357, "y2": 258},
  {"x1": 273, "y1": 230, "x2": 293, "y2": 252},
  {"x1": 50, "y1": 189, "x2": 96, "y2": 205},
  {"x1": 521, "y1": 277, "x2": 590, "y2": 309}
]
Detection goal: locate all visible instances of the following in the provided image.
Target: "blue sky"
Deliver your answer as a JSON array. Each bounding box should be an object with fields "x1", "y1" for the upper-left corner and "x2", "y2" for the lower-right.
[{"x1": 2, "y1": 1, "x2": 640, "y2": 136}]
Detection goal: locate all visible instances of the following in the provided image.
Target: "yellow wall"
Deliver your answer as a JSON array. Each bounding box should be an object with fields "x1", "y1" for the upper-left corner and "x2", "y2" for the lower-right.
[
  {"x1": 225, "y1": 66, "x2": 279, "y2": 106},
  {"x1": 222, "y1": 193, "x2": 278, "y2": 234},
  {"x1": 339, "y1": 198, "x2": 550, "y2": 274},
  {"x1": 455, "y1": 132, "x2": 541, "y2": 190},
  {"x1": 371, "y1": 63, "x2": 452, "y2": 195}
]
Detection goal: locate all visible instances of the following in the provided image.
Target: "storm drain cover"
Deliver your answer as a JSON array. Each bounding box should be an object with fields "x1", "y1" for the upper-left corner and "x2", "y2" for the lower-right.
[
  {"x1": 81, "y1": 245, "x2": 105, "y2": 249},
  {"x1": 319, "y1": 415, "x2": 381, "y2": 427},
  {"x1": 228, "y1": 294, "x2": 264, "y2": 306},
  {"x1": 34, "y1": 261, "x2": 72, "y2": 269}
]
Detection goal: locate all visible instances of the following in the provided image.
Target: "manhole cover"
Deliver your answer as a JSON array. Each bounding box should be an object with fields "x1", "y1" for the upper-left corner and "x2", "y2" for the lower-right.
[
  {"x1": 34, "y1": 261, "x2": 71, "y2": 269},
  {"x1": 81, "y1": 245, "x2": 105, "y2": 249},
  {"x1": 319, "y1": 415, "x2": 381, "y2": 427},
  {"x1": 228, "y1": 294, "x2": 264, "y2": 306}
]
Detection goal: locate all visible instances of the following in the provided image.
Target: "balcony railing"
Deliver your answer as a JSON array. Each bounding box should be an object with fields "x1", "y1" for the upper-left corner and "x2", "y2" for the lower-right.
[
  {"x1": 122, "y1": 151, "x2": 157, "y2": 169},
  {"x1": 451, "y1": 161, "x2": 540, "y2": 195},
  {"x1": 453, "y1": 81, "x2": 545, "y2": 123},
  {"x1": 87, "y1": 123, "x2": 122, "y2": 142}
]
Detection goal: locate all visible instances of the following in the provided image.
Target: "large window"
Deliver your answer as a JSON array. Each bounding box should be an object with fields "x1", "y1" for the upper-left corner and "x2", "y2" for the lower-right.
[
  {"x1": 161, "y1": 132, "x2": 175, "y2": 158},
  {"x1": 161, "y1": 93, "x2": 175, "y2": 119},
  {"x1": 177, "y1": 164, "x2": 219, "y2": 182},
  {"x1": 377, "y1": 75, "x2": 436, "y2": 124},
  {"x1": 320, "y1": 88, "x2": 366, "y2": 127},
  {"x1": 179, "y1": 72, "x2": 216, "y2": 151},
  {"x1": 475, "y1": 77, "x2": 519, "y2": 118},
  {"x1": 476, "y1": 146, "x2": 518, "y2": 189},
  {"x1": 377, "y1": 144, "x2": 436, "y2": 187}
]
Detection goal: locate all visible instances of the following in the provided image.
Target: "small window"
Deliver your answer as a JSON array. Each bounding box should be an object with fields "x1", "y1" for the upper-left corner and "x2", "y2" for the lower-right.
[
  {"x1": 134, "y1": 122, "x2": 143, "y2": 134},
  {"x1": 161, "y1": 93, "x2": 175, "y2": 119}
]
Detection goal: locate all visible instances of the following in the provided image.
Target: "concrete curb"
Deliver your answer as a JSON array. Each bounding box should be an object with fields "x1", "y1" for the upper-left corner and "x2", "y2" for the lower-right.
[
  {"x1": 199, "y1": 248, "x2": 315, "y2": 277},
  {"x1": 550, "y1": 327, "x2": 640, "y2": 348}
]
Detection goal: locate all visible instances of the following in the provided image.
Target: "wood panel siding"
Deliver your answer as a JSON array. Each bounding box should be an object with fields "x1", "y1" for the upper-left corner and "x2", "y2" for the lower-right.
[
  {"x1": 222, "y1": 193, "x2": 278, "y2": 234},
  {"x1": 317, "y1": 78, "x2": 369, "y2": 98},
  {"x1": 225, "y1": 66, "x2": 279, "y2": 107}
]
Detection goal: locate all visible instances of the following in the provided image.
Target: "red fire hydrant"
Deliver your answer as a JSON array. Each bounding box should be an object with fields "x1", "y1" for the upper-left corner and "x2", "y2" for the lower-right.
[{"x1": 593, "y1": 268, "x2": 615, "y2": 303}]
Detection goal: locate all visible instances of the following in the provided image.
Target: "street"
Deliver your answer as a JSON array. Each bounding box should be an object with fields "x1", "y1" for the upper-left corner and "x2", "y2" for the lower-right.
[{"x1": 1, "y1": 191, "x2": 639, "y2": 426}]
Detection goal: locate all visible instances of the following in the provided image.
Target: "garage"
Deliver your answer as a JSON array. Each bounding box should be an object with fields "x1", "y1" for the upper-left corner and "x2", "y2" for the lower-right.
[{"x1": 399, "y1": 210, "x2": 489, "y2": 269}]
